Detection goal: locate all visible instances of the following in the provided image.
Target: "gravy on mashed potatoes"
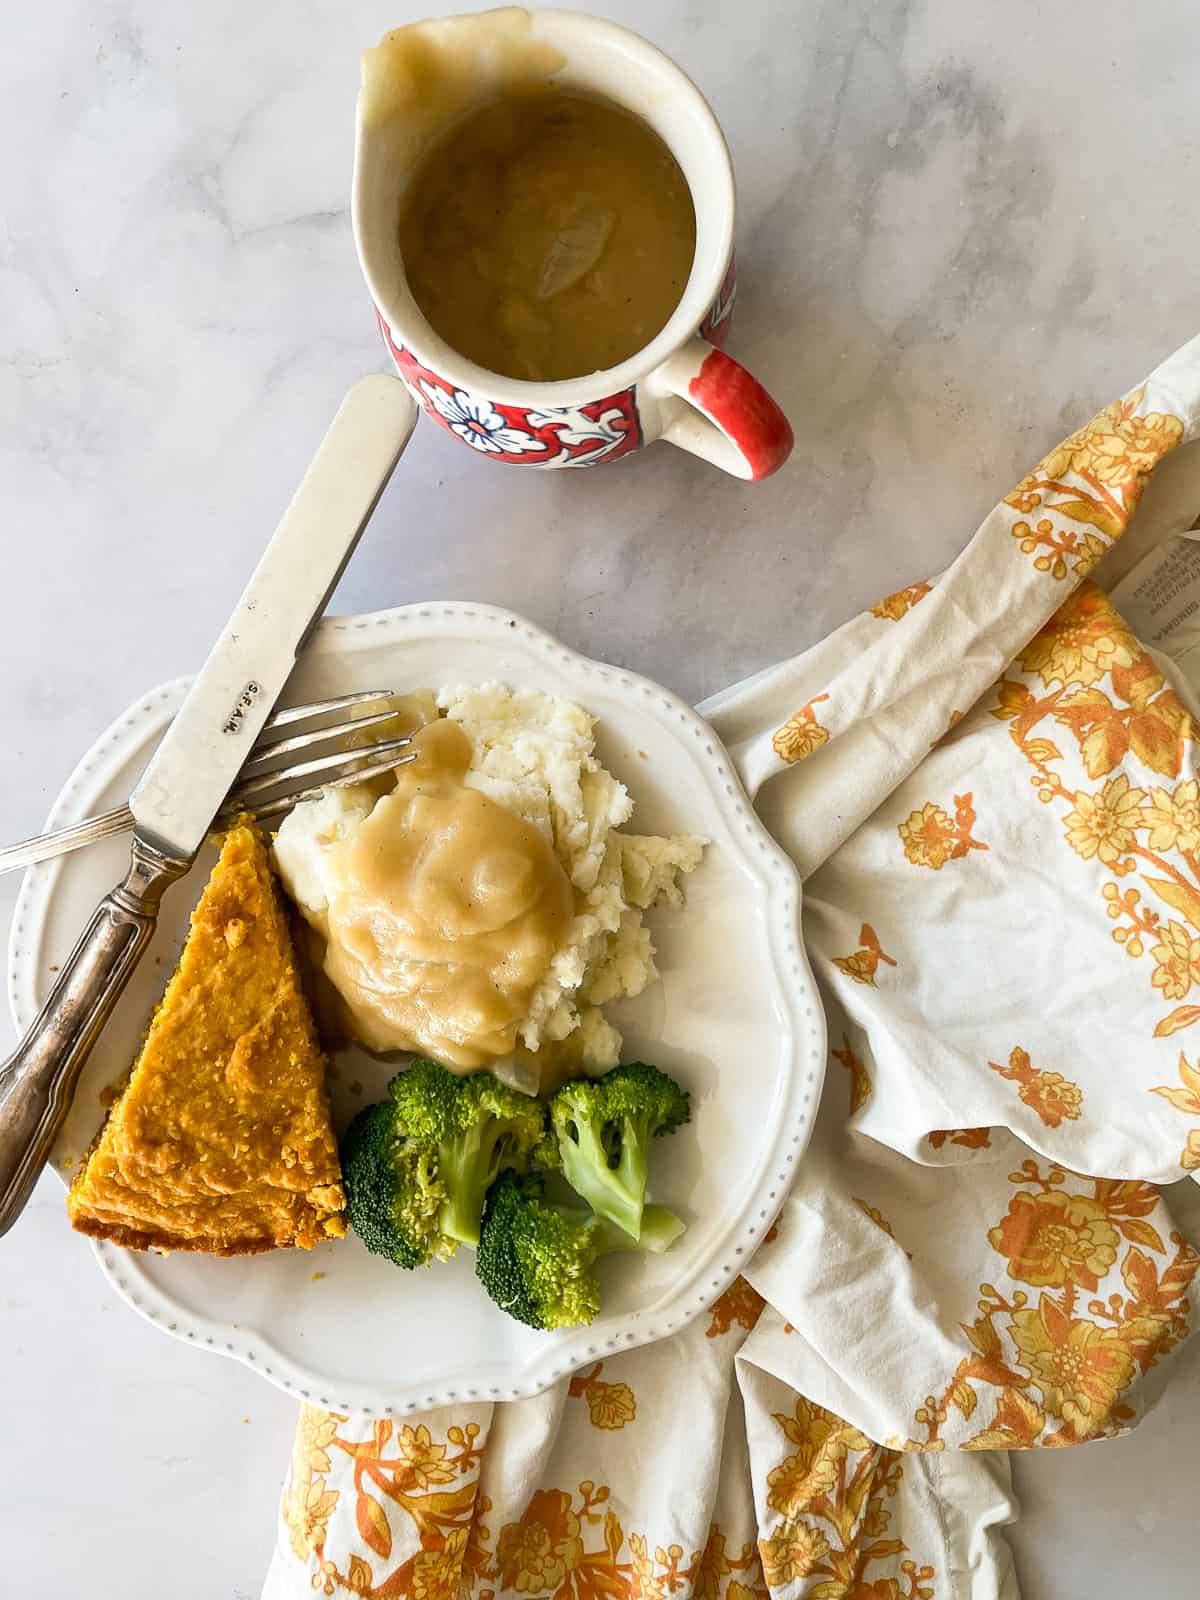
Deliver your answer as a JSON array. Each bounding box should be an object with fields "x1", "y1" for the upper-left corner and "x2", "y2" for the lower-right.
[
  {"x1": 273, "y1": 687, "x2": 703, "y2": 1084},
  {"x1": 320, "y1": 715, "x2": 571, "y2": 1068}
]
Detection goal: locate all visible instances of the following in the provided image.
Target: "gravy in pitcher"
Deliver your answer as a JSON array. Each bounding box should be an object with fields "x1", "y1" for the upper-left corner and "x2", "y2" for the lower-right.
[{"x1": 398, "y1": 87, "x2": 696, "y2": 382}]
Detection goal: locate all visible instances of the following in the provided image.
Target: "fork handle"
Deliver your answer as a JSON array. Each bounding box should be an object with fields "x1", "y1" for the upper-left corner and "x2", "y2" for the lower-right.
[
  {"x1": 0, "y1": 804, "x2": 135, "y2": 877},
  {"x1": 0, "y1": 834, "x2": 187, "y2": 1236}
]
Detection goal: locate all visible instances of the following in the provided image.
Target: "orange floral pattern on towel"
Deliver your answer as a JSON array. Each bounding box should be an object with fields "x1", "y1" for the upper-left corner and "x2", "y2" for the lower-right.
[
  {"x1": 1150, "y1": 1053, "x2": 1200, "y2": 1171},
  {"x1": 773, "y1": 694, "x2": 831, "y2": 764},
  {"x1": 497, "y1": 1495, "x2": 773, "y2": 1600},
  {"x1": 993, "y1": 584, "x2": 1200, "y2": 1037},
  {"x1": 282, "y1": 1408, "x2": 776, "y2": 1600},
  {"x1": 569, "y1": 1364, "x2": 638, "y2": 1431},
  {"x1": 767, "y1": 382, "x2": 1184, "y2": 795},
  {"x1": 898, "y1": 794, "x2": 988, "y2": 869},
  {"x1": 282, "y1": 1411, "x2": 487, "y2": 1596},
  {"x1": 988, "y1": 1047, "x2": 1084, "y2": 1128},
  {"x1": 707, "y1": 1276, "x2": 767, "y2": 1340},
  {"x1": 901, "y1": 1162, "x2": 1197, "y2": 1451},
  {"x1": 758, "y1": 1398, "x2": 938, "y2": 1597},
  {"x1": 1005, "y1": 387, "x2": 1184, "y2": 580},
  {"x1": 832, "y1": 1033, "x2": 873, "y2": 1115},
  {"x1": 871, "y1": 583, "x2": 933, "y2": 622},
  {"x1": 833, "y1": 924, "x2": 898, "y2": 987},
  {"x1": 925, "y1": 1128, "x2": 993, "y2": 1153}
]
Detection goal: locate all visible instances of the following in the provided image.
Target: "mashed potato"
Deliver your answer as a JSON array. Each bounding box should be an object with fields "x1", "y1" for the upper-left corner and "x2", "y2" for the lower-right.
[{"x1": 273, "y1": 685, "x2": 703, "y2": 1085}]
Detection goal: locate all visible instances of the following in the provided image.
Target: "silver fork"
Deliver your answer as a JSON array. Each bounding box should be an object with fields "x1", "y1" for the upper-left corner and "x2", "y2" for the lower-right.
[{"x1": 0, "y1": 689, "x2": 418, "y2": 877}]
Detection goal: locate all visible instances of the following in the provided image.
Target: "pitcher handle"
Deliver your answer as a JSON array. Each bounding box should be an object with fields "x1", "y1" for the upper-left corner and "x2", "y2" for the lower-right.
[{"x1": 647, "y1": 336, "x2": 794, "y2": 481}]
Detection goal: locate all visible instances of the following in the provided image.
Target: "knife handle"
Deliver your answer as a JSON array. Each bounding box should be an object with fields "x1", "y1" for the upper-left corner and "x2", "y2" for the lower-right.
[{"x1": 0, "y1": 835, "x2": 188, "y2": 1236}]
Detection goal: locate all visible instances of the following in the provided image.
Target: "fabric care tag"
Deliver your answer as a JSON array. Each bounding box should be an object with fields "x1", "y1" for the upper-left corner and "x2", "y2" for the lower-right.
[{"x1": 1110, "y1": 516, "x2": 1200, "y2": 690}]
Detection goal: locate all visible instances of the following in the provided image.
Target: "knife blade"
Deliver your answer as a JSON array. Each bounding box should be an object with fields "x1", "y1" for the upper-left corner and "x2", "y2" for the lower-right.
[{"x1": 130, "y1": 372, "x2": 417, "y2": 860}]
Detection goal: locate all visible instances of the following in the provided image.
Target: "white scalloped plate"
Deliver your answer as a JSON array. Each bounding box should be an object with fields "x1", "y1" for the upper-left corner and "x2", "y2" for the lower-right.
[{"x1": 8, "y1": 602, "x2": 824, "y2": 1414}]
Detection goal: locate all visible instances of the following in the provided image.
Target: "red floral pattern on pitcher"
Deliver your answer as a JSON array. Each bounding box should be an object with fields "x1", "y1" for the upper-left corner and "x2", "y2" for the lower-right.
[{"x1": 378, "y1": 313, "x2": 642, "y2": 470}]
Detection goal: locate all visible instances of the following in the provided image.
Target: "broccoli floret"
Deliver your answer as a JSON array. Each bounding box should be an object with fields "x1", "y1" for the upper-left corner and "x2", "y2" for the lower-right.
[
  {"x1": 476, "y1": 1172, "x2": 685, "y2": 1329},
  {"x1": 431, "y1": 1068, "x2": 548, "y2": 1245},
  {"x1": 531, "y1": 1120, "x2": 563, "y2": 1174},
  {"x1": 340, "y1": 1101, "x2": 446, "y2": 1268},
  {"x1": 340, "y1": 1059, "x2": 546, "y2": 1265},
  {"x1": 548, "y1": 1062, "x2": 690, "y2": 1239}
]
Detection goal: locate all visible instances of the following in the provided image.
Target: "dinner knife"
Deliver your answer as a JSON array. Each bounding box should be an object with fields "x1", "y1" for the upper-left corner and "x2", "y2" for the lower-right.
[{"x1": 0, "y1": 374, "x2": 418, "y2": 1236}]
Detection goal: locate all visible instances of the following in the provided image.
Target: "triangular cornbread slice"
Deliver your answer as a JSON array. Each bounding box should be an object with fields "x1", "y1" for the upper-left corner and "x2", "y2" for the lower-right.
[{"x1": 68, "y1": 820, "x2": 346, "y2": 1254}]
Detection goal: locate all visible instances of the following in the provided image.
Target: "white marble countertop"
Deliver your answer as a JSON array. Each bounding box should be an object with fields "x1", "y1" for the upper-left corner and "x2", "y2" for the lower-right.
[{"x1": 2, "y1": 1, "x2": 1198, "y2": 1593}]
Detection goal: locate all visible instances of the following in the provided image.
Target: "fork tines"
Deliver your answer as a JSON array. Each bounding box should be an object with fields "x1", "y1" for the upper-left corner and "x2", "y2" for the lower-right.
[
  {"x1": 232, "y1": 735, "x2": 416, "y2": 806},
  {"x1": 239, "y1": 704, "x2": 413, "y2": 778},
  {"x1": 256, "y1": 689, "x2": 402, "y2": 737},
  {"x1": 222, "y1": 690, "x2": 419, "y2": 822},
  {"x1": 231, "y1": 743, "x2": 420, "y2": 824}
]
